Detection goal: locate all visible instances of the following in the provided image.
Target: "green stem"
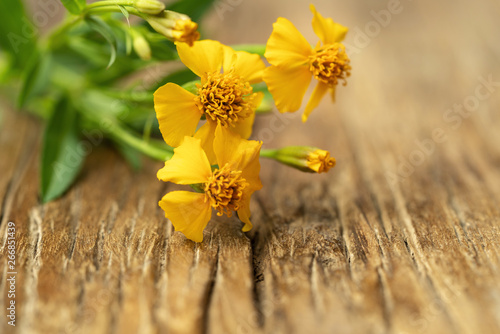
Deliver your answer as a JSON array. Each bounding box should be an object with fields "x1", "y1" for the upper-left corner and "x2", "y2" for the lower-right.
[
  {"x1": 106, "y1": 121, "x2": 173, "y2": 161},
  {"x1": 259, "y1": 149, "x2": 278, "y2": 159},
  {"x1": 85, "y1": 0, "x2": 135, "y2": 11},
  {"x1": 231, "y1": 44, "x2": 267, "y2": 57},
  {"x1": 84, "y1": 5, "x2": 142, "y2": 16},
  {"x1": 142, "y1": 114, "x2": 154, "y2": 142}
]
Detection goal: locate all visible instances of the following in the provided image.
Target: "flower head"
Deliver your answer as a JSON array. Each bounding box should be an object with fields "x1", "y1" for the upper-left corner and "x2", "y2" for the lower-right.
[
  {"x1": 157, "y1": 126, "x2": 262, "y2": 242},
  {"x1": 154, "y1": 40, "x2": 265, "y2": 163},
  {"x1": 145, "y1": 10, "x2": 200, "y2": 46},
  {"x1": 263, "y1": 5, "x2": 351, "y2": 122}
]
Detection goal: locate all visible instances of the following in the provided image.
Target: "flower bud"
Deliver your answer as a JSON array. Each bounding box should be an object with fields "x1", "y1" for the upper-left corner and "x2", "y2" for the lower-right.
[
  {"x1": 305, "y1": 149, "x2": 336, "y2": 173},
  {"x1": 145, "y1": 10, "x2": 200, "y2": 46},
  {"x1": 134, "y1": 0, "x2": 165, "y2": 15},
  {"x1": 267, "y1": 146, "x2": 336, "y2": 173},
  {"x1": 132, "y1": 32, "x2": 151, "y2": 60}
]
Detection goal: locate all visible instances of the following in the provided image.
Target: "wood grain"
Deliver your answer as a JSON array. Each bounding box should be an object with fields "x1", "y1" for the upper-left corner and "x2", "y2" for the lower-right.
[{"x1": 1, "y1": 0, "x2": 500, "y2": 333}]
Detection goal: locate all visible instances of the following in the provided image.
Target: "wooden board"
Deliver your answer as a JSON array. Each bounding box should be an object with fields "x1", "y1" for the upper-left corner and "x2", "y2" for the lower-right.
[{"x1": 1, "y1": 0, "x2": 500, "y2": 333}]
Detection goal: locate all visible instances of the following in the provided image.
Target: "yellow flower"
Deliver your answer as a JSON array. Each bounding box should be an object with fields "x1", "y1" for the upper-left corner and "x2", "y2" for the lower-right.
[
  {"x1": 145, "y1": 10, "x2": 200, "y2": 46},
  {"x1": 157, "y1": 126, "x2": 262, "y2": 242},
  {"x1": 263, "y1": 4, "x2": 351, "y2": 122},
  {"x1": 154, "y1": 40, "x2": 265, "y2": 163}
]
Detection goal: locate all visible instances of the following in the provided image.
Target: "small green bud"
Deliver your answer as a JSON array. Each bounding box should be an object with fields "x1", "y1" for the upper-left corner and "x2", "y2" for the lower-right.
[
  {"x1": 134, "y1": 0, "x2": 165, "y2": 15},
  {"x1": 132, "y1": 32, "x2": 151, "y2": 60}
]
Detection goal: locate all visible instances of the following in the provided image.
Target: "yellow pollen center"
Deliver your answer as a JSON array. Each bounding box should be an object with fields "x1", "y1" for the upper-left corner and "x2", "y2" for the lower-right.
[
  {"x1": 308, "y1": 43, "x2": 351, "y2": 87},
  {"x1": 204, "y1": 163, "x2": 248, "y2": 217},
  {"x1": 195, "y1": 70, "x2": 253, "y2": 127}
]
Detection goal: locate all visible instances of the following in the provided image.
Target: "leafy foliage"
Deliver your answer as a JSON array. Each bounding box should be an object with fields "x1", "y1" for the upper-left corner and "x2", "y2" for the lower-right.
[
  {"x1": 40, "y1": 96, "x2": 85, "y2": 202},
  {"x1": 0, "y1": 0, "x2": 36, "y2": 69},
  {"x1": 60, "y1": 0, "x2": 86, "y2": 15}
]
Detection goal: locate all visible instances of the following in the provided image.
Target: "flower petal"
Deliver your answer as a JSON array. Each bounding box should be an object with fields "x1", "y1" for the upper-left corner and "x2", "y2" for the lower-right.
[
  {"x1": 157, "y1": 136, "x2": 212, "y2": 184},
  {"x1": 263, "y1": 65, "x2": 312, "y2": 113},
  {"x1": 264, "y1": 17, "x2": 312, "y2": 68},
  {"x1": 302, "y1": 82, "x2": 329, "y2": 122},
  {"x1": 214, "y1": 125, "x2": 262, "y2": 192},
  {"x1": 231, "y1": 92, "x2": 262, "y2": 139},
  {"x1": 159, "y1": 191, "x2": 212, "y2": 242},
  {"x1": 154, "y1": 83, "x2": 201, "y2": 147},
  {"x1": 177, "y1": 40, "x2": 223, "y2": 78},
  {"x1": 239, "y1": 147, "x2": 262, "y2": 193},
  {"x1": 194, "y1": 121, "x2": 217, "y2": 165},
  {"x1": 310, "y1": 4, "x2": 348, "y2": 45},
  {"x1": 237, "y1": 198, "x2": 253, "y2": 232},
  {"x1": 232, "y1": 111, "x2": 255, "y2": 140},
  {"x1": 222, "y1": 45, "x2": 266, "y2": 84}
]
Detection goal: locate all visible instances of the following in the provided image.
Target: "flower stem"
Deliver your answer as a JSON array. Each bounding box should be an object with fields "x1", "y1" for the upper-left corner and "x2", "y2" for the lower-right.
[
  {"x1": 106, "y1": 121, "x2": 173, "y2": 161},
  {"x1": 85, "y1": 0, "x2": 135, "y2": 11},
  {"x1": 84, "y1": 5, "x2": 142, "y2": 16},
  {"x1": 259, "y1": 149, "x2": 278, "y2": 159},
  {"x1": 231, "y1": 44, "x2": 267, "y2": 57}
]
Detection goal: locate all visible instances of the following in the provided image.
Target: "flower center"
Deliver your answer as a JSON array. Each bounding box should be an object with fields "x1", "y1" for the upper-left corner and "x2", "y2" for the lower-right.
[
  {"x1": 195, "y1": 70, "x2": 253, "y2": 127},
  {"x1": 308, "y1": 43, "x2": 351, "y2": 87},
  {"x1": 204, "y1": 163, "x2": 248, "y2": 217}
]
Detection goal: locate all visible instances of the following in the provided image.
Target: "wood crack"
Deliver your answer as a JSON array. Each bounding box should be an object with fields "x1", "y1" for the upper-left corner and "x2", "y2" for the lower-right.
[{"x1": 249, "y1": 229, "x2": 266, "y2": 329}]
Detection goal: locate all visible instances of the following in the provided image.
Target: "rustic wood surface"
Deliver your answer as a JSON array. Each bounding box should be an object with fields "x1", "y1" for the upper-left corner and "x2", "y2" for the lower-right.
[{"x1": 2, "y1": 0, "x2": 500, "y2": 333}]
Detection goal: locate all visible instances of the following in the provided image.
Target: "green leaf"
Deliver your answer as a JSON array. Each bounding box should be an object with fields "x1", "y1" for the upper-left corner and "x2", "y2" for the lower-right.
[
  {"x1": 60, "y1": 0, "x2": 86, "y2": 15},
  {"x1": 41, "y1": 96, "x2": 85, "y2": 203},
  {"x1": 0, "y1": 0, "x2": 36, "y2": 69},
  {"x1": 118, "y1": 5, "x2": 130, "y2": 26},
  {"x1": 85, "y1": 16, "x2": 117, "y2": 68},
  {"x1": 18, "y1": 51, "x2": 53, "y2": 108},
  {"x1": 66, "y1": 37, "x2": 109, "y2": 67},
  {"x1": 148, "y1": 41, "x2": 178, "y2": 61},
  {"x1": 106, "y1": 19, "x2": 132, "y2": 56}
]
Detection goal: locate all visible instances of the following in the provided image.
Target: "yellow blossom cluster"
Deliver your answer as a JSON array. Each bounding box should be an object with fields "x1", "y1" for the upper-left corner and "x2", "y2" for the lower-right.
[{"x1": 154, "y1": 5, "x2": 350, "y2": 242}]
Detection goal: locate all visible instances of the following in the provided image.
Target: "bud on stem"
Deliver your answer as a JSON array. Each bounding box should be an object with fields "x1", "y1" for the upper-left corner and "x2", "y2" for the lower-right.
[
  {"x1": 261, "y1": 146, "x2": 336, "y2": 173},
  {"x1": 131, "y1": 30, "x2": 151, "y2": 60},
  {"x1": 134, "y1": 0, "x2": 165, "y2": 15},
  {"x1": 145, "y1": 10, "x2": 200, "y2": 46}
]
